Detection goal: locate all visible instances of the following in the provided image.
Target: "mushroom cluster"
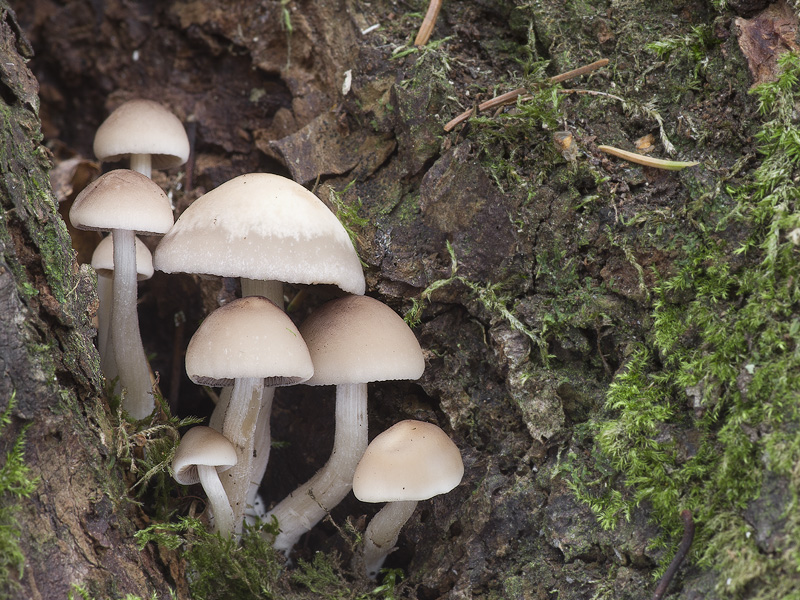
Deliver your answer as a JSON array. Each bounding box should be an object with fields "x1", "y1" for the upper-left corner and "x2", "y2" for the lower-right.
[{"x1": 73, "y1": 98, "x2": 464, "y2": 574}]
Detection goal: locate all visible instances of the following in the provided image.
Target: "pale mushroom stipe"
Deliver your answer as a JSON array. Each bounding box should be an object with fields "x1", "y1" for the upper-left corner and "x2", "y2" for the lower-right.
[{"x1": 91, "y1": 234, "x2": 154, "y2": 384}]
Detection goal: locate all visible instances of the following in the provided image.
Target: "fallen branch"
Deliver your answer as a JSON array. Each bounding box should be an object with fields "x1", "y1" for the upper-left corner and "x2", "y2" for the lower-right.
[
  {"x1": 444, "y1": 58, "x2": 609, "y2": 132},
  {"x1": 414, "y1": 0, "x2": 444, "y2": 46}
]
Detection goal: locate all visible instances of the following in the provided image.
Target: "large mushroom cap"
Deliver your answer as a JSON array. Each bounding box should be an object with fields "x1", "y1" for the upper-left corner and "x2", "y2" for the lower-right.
[
  {"x1": 69, "y1": 169, "x2": 174, "y2": 235},
  {"x1": 94, "y1": 99, "x2": 190, "y2": 169},
  {"x1": 153, "y1": 173, "x2": 365, "y2": 295},
  {"x1": 300, "y1": 295, "x2": 424, "y2": 386},
  {"x1": 185, "y1": 296, "x2": 314, "y2": 387},
  {"x1": 91, "y1": 234, "x2": 154, "y2": 280},
  {"x1": 353, "y1": 420, "x2": 464, "y2": 503},
  {"x1": 173, "y1": 426, "x2": 238, "y2": 485}
]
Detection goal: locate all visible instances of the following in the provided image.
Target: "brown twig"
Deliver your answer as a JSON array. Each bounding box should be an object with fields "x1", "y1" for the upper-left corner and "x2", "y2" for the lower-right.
[
  {"x1": 652, "y1": 510, "x2": 695, "y2": 600},
  {"x1": 443, "y1": 58, "x2": 610, "y2": 132},
  {"x1": 414, "y1": 0, "x2": 443, "y2": 46},
  {"x1": 549, "y1": 58, "x2": 610, "y2": 84}
]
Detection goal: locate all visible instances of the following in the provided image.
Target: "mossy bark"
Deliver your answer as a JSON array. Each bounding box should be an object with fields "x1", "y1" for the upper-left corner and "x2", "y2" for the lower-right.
[{"x1": 0, "y1": 4, "x2": 178, "y2": 598}]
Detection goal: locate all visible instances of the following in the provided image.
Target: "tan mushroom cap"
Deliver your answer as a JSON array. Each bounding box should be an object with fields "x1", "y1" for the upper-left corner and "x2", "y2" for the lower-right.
[
  {"x1": 93, "y1": 99, "x2": 190, "y2": 169},
  {"x1": 153, "y1": 173, "x2": 365, "y2": 295},
  {"x1": 353, "y1": 420, "x2": 464, "y2": 503},
  {"x1": 173, "y1": 426, "x2": 238, "y2": 485},
  {"x1": 185, "y1": 296, "x2": 314, "y2": 387},
  {"x1": 300, "y1": 295, "x2": 424, "y2": 386},
  {"x1": 91, "y1": 234, "x2": 154, "y2": 280},
  {"x1": 69, "y1": 170, "x2": 174, "y2": 235}
]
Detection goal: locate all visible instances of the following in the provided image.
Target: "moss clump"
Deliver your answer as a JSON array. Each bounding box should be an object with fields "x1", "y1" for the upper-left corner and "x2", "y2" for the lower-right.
[
  {"x1": 0, "y1": 391, "x2": 39, "y2": 600},
  {"x1": 136, "y1": 515, "x2": 405, "y2": 600},
  {"x1": 569, "y1": 52, "x2": 800, "y2": 597}
]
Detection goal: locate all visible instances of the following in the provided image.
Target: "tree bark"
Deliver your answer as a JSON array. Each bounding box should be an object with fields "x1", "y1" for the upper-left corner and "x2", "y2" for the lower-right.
[{"x1": 0, "y1": 4, "x2": 177, "y2": 598}]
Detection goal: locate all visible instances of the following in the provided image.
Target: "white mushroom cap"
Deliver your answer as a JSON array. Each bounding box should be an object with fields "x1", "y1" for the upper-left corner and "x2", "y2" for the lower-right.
[
  {"x1": 94, "y1": 99, "x2": 190, "y2": 169},
  {"x1": 69, "y1": 170, "x2": 174, "y2": 235},
  {"x1": 91, "y1": 234, "x2": 154, "y2": 280},
  {"x1": 173, "y1": 426, "x2": 238, "y2": 485},
  {"x1": 153, "y1": 173, "x2": 365, "y2": 295},
  {"x1": 185, "y1": 295, "x2": 314, "y2": 387},
  {"x1": 300, "y1": 295, "x2": 424, "y2": 386},
  {"x1": 353, "y1": 420, "x2": 464, "y2": 503}
]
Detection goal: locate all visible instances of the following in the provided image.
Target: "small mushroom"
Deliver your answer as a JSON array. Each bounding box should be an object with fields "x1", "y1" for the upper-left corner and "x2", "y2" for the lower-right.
[
  {"x1": 173, "y1": 426, "x2": 238, "y2": 536},
  {"x1": 70, "y1": 170, "x2": 174, "y2": 419},
  {"x1": 267, "y1": 295, "x2": 424, "y2": 555},
  {"x1": 353, "y1": 420, "x2": 463, "y2": 579},
  {"x1": 93, "y1": 99, "x2": 190, "y2": 178}
]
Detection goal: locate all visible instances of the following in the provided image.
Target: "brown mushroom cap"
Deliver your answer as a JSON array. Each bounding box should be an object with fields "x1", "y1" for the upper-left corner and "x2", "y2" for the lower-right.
[
  {"x1": 173, "y1": 426, "x2": 238, "y2": 485},
  {"x1": 299, "y1": 295, "x2": 424, "y2": 386},
  {"x1": 69, "y1": 169, "x2": 174, "y2": 235},
  {"x1": 91, "y1": 234, "x2": 154, "y2": 280},
  {"x1": 93, "y1": 99, "x2": 190, "y2": 169},
  {"x1": 353, "y1": 420, "x2": 464, "y2": 503},
  {"x1": 153, "y1": 173, "x2": 365, "y2": 295},
  {"x1": 185, "y1": 296, "x2": 314, "y2": 387}
]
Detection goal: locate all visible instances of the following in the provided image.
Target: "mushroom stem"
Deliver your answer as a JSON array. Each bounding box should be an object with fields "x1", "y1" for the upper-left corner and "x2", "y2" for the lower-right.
[
  {"x1": 111, "y1": 228, "x2": 154, "y2": 419},
  {"x1": 129, "y1": 153, "x2": 152, "y2": 179},
  {"x1": 221, "y1": 376, "x2": 265, "y2": 536},
  {"x1": 197, "y1": 463, "x2": 236, "y2": 537},
  {"x1": 362, "y1": 500, "x2": 418, "y2": 579},
  {"x1": 267, "y1": 382, "x2": 368, "y2": 553},
  {"x1": 238, "y1": 277, "x2": 284, "y2": 517},
  {"x1": 241, "y1": 278, "x2": 284, "y2": 306},
  {"x1": 246, "y1": 386, "x2": 275, "y2": 521}
]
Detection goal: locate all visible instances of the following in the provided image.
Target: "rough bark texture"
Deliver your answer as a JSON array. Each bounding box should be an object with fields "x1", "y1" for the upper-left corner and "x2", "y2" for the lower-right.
[
  {"x1": 2, "y1": 0, "x2": 800, "y2": 599},
  {"x1": 0, "y1": 4, "x2": 179, "y2": 598}
]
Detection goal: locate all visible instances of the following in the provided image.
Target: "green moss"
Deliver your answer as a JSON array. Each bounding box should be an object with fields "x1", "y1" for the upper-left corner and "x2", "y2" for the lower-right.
[
  {"x1": 0, "y1": 391, "x2": 39, "y2": 599},
  {"x1": 567, "y1": 52, "x2": 800, "y2": 596},
  {"x1": 136, "y1": 515, "x2": 404, "y2": 600},
  {"x1": 68, "y1": 583, "x2": 166, "y2": 600},
  {"x1": 111, "y1": 394, "x2": 202, "y2": 516}
]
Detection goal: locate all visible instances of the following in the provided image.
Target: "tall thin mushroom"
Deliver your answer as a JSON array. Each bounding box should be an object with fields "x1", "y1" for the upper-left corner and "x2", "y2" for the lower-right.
[{"x1": 70, "y1": 170, "x2": 173, "y2": 419}]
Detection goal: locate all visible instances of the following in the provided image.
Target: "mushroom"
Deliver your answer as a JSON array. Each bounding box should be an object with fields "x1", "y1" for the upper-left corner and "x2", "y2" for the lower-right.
[
  {"x1": 353, "y1": 420, "x2": 463, "y2": 579},
  {"x1": 172, "y1": 426, "x2": 238, "y2": 536},
  {"x1": 93, "y1": 99, "x2": 190, "y2": 178},
  {"x1": 185, "y1": 296, "x2": 314, "y2": 536},
  {"x1": 154, "y1": 172, "x2": 365, "y2": 514},
  {"x1": 266, "y1": 294, "x2": 424, "y2": 554},
  {"x1": 70, "y1": 170, "x2": 174, "y2": 419},
  {"x1": 90, "y1": 234, "x2": 154, "y2": 383}
]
